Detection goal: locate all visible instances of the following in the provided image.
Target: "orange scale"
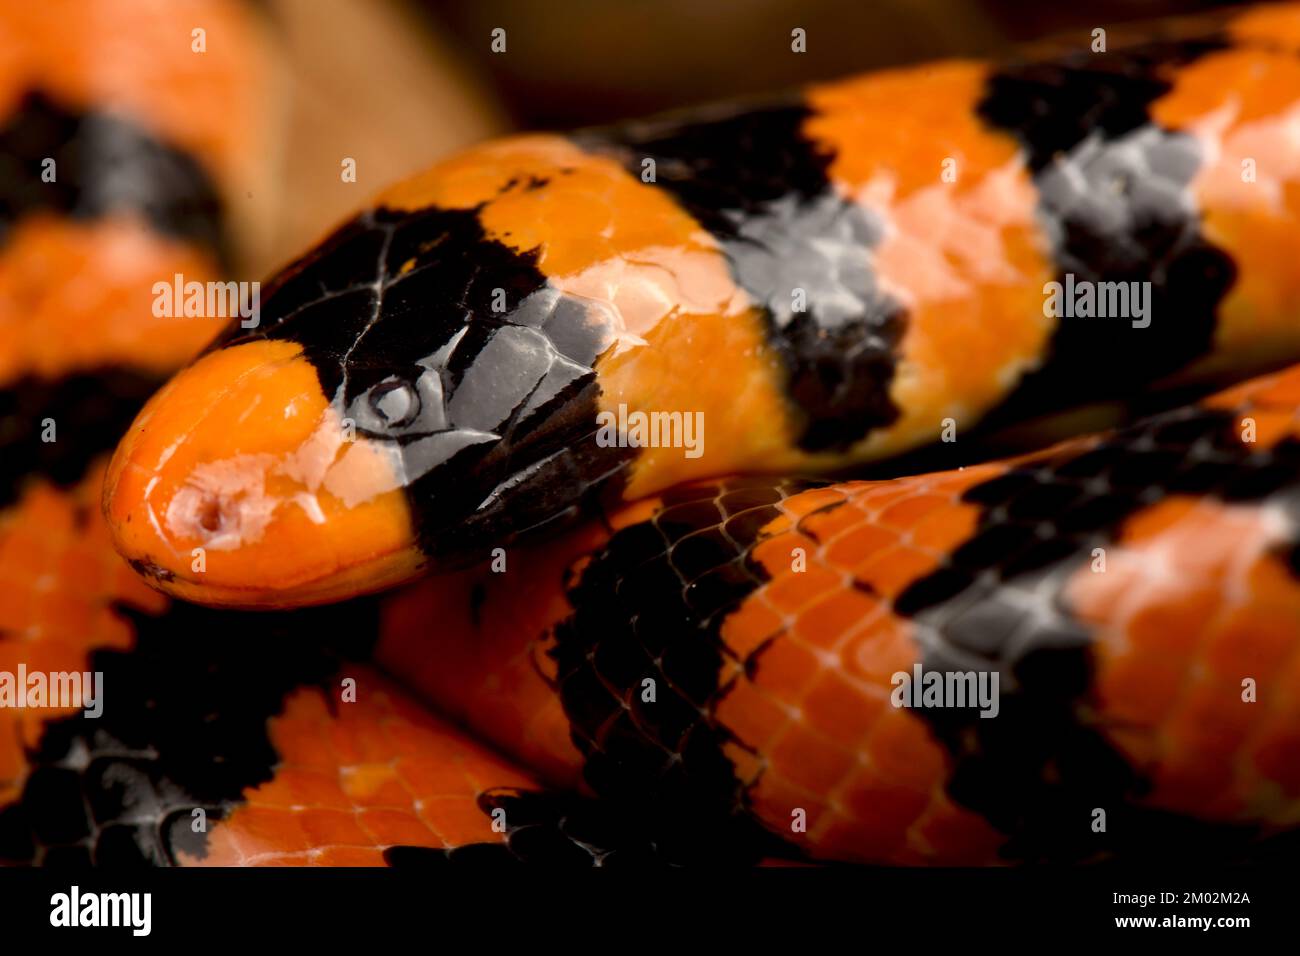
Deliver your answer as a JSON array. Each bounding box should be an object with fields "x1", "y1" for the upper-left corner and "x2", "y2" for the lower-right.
[
  {"x1": 356, "y1": 807, "x2": 441, "y2": 846},
  {"x1": 716, "y1": 655, "x2": 748, "y2": 693},
  {"x1": 339, "y1": 766, "x2": 413, "y2": 808},
  {"x1": 1125, "y1": 591, "x2": 1222, "y2": 656},
  {"x1": 800, "y1": 501, "x2": 873, "y2": 541},
  {"x1": 751, "y1": 529, "x2": 817, "y2": 571},
  {"x1": 791, "y1": 586, "x2": 879, "y2": 649},
  {"x1": 822, "y1": 521, "x2": 900, "y2": 571},
  {"x1": 863, "y1": 712, "x2": 949, "y2": 790},
  {"x1": 1122, "y1": 604, "x2": 1216, "y2": 662},
  {"x1": 856, "y1": 546, "x2": 942, "y2": 598},
  {"x1": 723, "y1": 740, "x2": 765, "y2": 787},
  {"x1": 847, "y1": 542, "x2": 900, "y2": 581},
  {"x1": 1118, "y1": 496, "x2": 1200, "y2": 541},
  {"x1": 296, "y1": 808, "x2": 372, "y2": 848},
  {"x1": 839, "y1": 766, "x2": 932, "y2": 832},
  {"x1": 807, "y1": 497, "x2": 873, "y2": 534},
  {"x1": 760, "y1": 564, "x2": 841, "y2": 616},
  {"x1": 1248, "y1": 368, "x2": 1300, "y2": 408},
  {"x1": 715, "y1": 682, "x2": 797, "y2": 752},
  {"x1": 1094, "y1": 656, "x2": 1188, "y2": 728},
  {"x1": 392, "y1": 756, "x2": 484, "y2": 798},
  {"x1": 462, "y1": 757, "x2": 535, "y2": 798},
  {"x1": 812, "y1": 814, "x2": 906, "y2": 864},
  {"x1": 221, "y1": 805, "x2": 313, "y2": 856},
  {"x1": 843, "y1": 474, "x2": 901, "y2": 509},
  {"x1": 780, "y1": 486, "x2": 859, "y2": 520},
  {"x1": 406, "y1": 719, "x2": 474, "y2": 758},
  {"x1": 236, "y1": 770, "x2": 307, "y2": 810},
  {"x1": 278, "y1": 767, "x2": 354, "y2": 812},
  {"x1": 271, "y1": 731, "x2": 339, "y2": 776},
  {"x1": 719, "y1": 597, "x2": 785, "y2": 661},
  {"x1": 1242, "y1": 407, "x2": 1300, "y2": 447},
  {"x1": 844, "y1": 622, "x2": 918, "y2": 685},
  {"x1": 912, "y1": 798, "x2": 1005, "y2": 864},
  {"x1": 766, "y1": 724, "x2": 856, "y2": 795},
  {"x1": 841, "y1": 490, "x2": 913, "y2": 522},
  {"x1": 799, "y1": 669, "x2": 888, "y2": 748},
  {"x1": 1202, "y1": 622, "x2": 1293, "y2": 682},
  {"x1": 877, "y1": 493, "x2": 948, "y2": 530},
  {"x1": 750, "y1": 634, "x2": 824, "y2": 699},
  {"x1": 1196, "y1": 697, "x2": 1268, "y2": 749},
  {"x1": 416, "y1": 796, "x2": 500, "y2": 845},
  {"x1": 906, "y1": 505, "x2": 978, "y2": 553},
  {"x1": 934, "y1": 466, "x2": 1004, "y2": 493},
  {"x1": 382, "y1": 722, "x2": 455, "y2": 764},
  {"x1": 1172, "y1": 679, "x2": 1257, "y2": 737},
  {"x1": 832, "y1": 494, "x2": 883, "y2": 522},
  {"x1": 319, "y1": 721, "x2": 374, "y2": 770},
  {"x1": 330, "y1": 709, "x2": 396, "y2": 764}
]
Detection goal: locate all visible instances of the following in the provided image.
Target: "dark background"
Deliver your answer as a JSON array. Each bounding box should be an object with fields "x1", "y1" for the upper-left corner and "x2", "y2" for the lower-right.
[{"x1": 420, "y1": 0, "x2": 1249, "y2": 127}]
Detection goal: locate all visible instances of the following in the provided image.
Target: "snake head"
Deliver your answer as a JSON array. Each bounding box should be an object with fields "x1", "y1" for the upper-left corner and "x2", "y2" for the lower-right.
[{"x1": 104, "y1": 204, "x2": 623, "y2": 608}]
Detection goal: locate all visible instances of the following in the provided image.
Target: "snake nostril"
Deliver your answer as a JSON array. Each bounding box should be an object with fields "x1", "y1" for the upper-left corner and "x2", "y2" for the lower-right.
[{"x1": 196, "y1": 496, "x2": 227, "y2": 534}]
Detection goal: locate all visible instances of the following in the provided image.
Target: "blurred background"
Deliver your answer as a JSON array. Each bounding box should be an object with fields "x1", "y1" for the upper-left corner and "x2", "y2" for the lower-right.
[
  {"x1": 421, "y1": 0, "x2": 1250, "y2": 127},
  {"x1": 259, "y1": 0, "x2": 1251, "y2": 270}
]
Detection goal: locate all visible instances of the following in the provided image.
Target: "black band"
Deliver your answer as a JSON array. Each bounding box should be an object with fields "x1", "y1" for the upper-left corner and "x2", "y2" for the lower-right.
[{"x1": 0, "y1": 91, "x2": 228, "y2": 264}]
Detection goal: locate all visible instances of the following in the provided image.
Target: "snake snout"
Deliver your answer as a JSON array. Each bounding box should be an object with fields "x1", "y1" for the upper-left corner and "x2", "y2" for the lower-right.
[{"x1": 104, "y1": 339, "x2": 424, "y2": 608}]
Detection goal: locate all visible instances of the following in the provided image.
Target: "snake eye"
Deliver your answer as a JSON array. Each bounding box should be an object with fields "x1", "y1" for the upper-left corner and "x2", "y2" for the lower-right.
[
  {"x1": 350, "y1": 370, "x2": 446, "y2": 437},
  {"x1": 368, "y1": 379, "x2": 420, "y2": 427}
]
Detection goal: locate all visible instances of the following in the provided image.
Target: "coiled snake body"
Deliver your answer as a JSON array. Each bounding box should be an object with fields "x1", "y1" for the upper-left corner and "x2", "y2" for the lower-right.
[{"x1": 3, "y1": 1, "x2": 1300, "y2": 866}]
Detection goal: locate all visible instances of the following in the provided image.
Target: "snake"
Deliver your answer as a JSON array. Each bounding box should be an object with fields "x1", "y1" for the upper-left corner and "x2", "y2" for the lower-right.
[{"x1": 2, "y1": 0, "x2": 1300, "y2": 866}]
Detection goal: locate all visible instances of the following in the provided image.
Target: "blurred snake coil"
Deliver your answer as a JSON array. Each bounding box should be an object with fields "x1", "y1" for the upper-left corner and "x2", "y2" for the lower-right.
[{"x1": 3, "y1": 0, "x2": 1300, "y2": 866}]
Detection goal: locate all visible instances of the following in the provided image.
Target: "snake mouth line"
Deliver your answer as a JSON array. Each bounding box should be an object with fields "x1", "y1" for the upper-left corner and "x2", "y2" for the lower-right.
[{"x1": 127, "y1": 558, "x2": 176, "y2": 584}]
